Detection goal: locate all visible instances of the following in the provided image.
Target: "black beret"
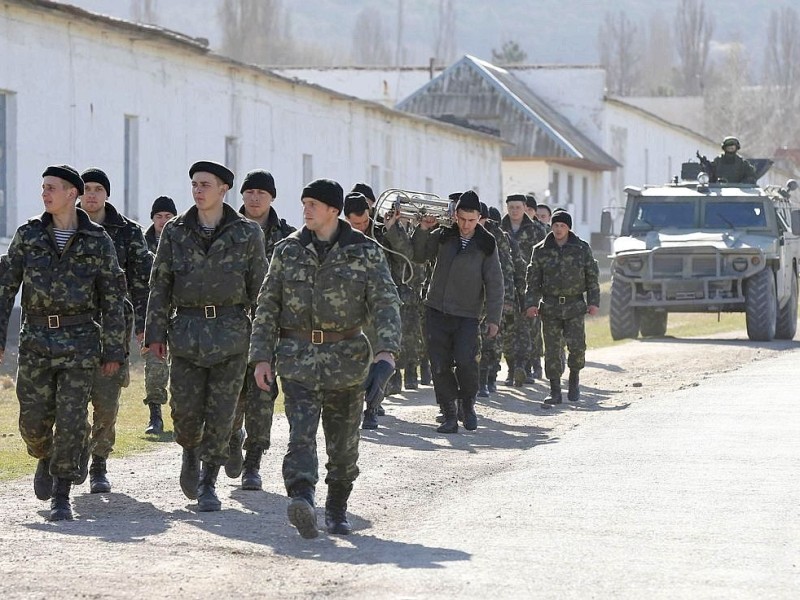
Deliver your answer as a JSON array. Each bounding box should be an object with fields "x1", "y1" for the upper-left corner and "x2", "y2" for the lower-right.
[
  {"x1": 488, "y1": 206, "x2": 502, "y2": 222},
  {"x1": 81, "y1": 168, "x2": 111, "y2": 196},
  {"x1": 42, "y1": 164, "x2": 84, "y2": 196},
  {"x1": 456, "y1": 190, "x2": 481, "y2": 212},
  {"x1": 505, "y1": 194, "x2": 527, "y2": 204},
  {"x1": 240, "y1": 169, "x2": 276, "y2": 197},
  {"x1": 344, "y1": 192, "x2": 370, "y2": 216},
  {"x1": 303, "y1": 178, "x2": 344, "y2": 213},
  {"x1": 189, "y1": 160, "x2": 234, "y2": 189},
  {"x1": 525, "y1": 194, "x2": 538, "y2": 209},
  {"x1": 551, "y1": 210, "x2": 572, "y2": 229},
  {"x1": 151, "y1": 196, "x2": 177, "y2": 219},
  {"x1": 448, "y1": 192, "x2": 462, "y2": 201},
  {"x1": 350, "y1": 182, "x2": 376, "y2": 202},
  {"x1": 479, "y1": 202, "x2": 489, "y2": 219}
]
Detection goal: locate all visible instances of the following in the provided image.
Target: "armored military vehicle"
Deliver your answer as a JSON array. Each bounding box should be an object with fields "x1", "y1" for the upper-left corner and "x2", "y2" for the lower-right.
[{"x1": 603, "y1": 160, "x2": 800, "y2": 341}]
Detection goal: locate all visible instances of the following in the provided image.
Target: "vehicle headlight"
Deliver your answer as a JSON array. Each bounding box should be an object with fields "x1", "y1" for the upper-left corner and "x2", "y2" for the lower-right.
[{"x1": 732, "y1": 257, "x2": 748, "y2": 272}]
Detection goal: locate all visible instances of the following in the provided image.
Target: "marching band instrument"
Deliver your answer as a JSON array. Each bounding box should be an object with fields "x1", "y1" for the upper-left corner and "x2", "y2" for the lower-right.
[{"x1": 375, "y1": 188, "x2": 454, "y2": 227}]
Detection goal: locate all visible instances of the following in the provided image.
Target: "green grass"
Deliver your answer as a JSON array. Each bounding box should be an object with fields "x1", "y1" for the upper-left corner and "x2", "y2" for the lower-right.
[{"x1": 0, "y1": 364, "x2": 284, "y2": 482}]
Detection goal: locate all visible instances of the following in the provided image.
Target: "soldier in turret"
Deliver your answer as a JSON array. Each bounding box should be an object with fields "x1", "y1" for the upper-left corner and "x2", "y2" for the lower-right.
[{"x1": 712, "y1": 136, "x2": 757, "y2": 184}]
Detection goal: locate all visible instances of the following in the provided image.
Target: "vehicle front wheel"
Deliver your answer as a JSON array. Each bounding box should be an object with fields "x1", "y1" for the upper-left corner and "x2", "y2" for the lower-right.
[
  {"x1": 744, "y1": 268, "x2": 777, "y2": 341},
  {"x1": 775, "y1": 269, "x2": 798, "y2": 340},
  {"x1": 609, "y1": 275, "x2": 639, "y2": 340}
]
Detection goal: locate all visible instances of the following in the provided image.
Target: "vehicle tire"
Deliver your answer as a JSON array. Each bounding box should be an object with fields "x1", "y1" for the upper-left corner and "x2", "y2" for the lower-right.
[
  {"x1": 775, "y1": 269, "x2": 798, "y2": 340},
  {"x1": 638, "y1": 310, "x2": 668, "y2": 337},
  {"x1": 744, "y1": 268, "x2": 777, "y2": 341},
  {"x1": 609, "y1": 275, "x2": 639, "y2": 340}
]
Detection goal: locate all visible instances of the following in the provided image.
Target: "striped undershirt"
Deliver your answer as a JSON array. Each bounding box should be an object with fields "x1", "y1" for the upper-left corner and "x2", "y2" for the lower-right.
[
  {"x1": 200, "y1": 224, "x2": 216, "y2": 236},
  {"x1": 459, "y1": 236, "x2": 471, "y2": 250},
  {"x1": 52, "y1": 228, "x2": 76, "y2": 252}
]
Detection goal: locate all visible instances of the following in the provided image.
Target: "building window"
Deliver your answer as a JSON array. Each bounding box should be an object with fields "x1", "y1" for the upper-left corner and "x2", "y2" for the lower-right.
[
  {"x1": 0, "y1": 93, "x2": 8, "y2": 237},
  {"x1": 225, "y1": 136, "x2": 238, "y2": 176},
  {"x1": 550, "y1": 170, "x2": 560, "y2": 205},
  {"x1": 425, "y1": 177, "x2": 434, "y2": 193},
  {"x1": 124, "y1": 115, "x2": 139, "y2": 220},
  {"x1": 302, "y1": 154, "x2": 313, "y2": 183},
  {"x1": 370, "y1": 165, "x2": 381, "y2": 192},
  {"x1": 582, "y1": 177, "x2": 589, "y2": 223},
  {"x1": 567, "y1": 174, "x2": 574, "y2": 207},
  {"x1": 644, "y1": 148, "x2": 650, "y2": 183}
]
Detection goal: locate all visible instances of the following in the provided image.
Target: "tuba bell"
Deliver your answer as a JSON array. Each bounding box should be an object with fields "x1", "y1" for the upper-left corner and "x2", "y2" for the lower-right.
[{"x1": 374, "y1": 189, "x2": 454, "y2": 227}]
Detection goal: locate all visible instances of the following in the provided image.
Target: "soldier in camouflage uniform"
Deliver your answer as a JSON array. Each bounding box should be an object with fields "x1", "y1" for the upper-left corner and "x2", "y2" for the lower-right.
[
  {"x1": 501, "y1": 194, "x2": 546, "y2": 386},
  {"x1": 250, "y1": 178, "x2": 401, "y2": 538},
  {"x1": 711, "y1": 136, "x2": 757, "y2": 184},
  {"x1": 0, "y1": 165, "x2": 127, "y2": 521},
  {"x1": 225, "y1": 170, "x2": 295, "y2": 491},
  {"x1": 78, "y1": 168, "x2": 153, "y2": 494},
  {"x1": 145, "y1": 161, "x2": 267, "y2": 512},
  {"x1": 536, "y1": 203, "x2": 552, "y2": 228},
  {"x1": 524, "y1": 210, "x2": 599, "y2": 407},
  {"x1": 142, "y1": 195, "x2": 177, "y2": 434}
]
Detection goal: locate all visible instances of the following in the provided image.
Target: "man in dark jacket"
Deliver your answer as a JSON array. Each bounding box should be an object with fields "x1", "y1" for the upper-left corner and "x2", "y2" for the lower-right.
[
  {"x1": 524, "y1": 210, "x2": 599, "y2": 407},
  {"x1": 412, "y1": 190, "x2": 503, "y2": 433},
  {"x1": 711, "y1": 136, "x2": 757, "y2": 184}
]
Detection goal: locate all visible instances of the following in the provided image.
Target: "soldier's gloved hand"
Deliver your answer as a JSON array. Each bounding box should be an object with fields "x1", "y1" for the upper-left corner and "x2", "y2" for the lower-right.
[{"x1": 364, "y1": 360, "x2": 395, "y2": 410}]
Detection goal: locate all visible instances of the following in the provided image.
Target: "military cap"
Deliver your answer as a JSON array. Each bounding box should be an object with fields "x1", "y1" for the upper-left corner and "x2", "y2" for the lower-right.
[
  {"x1": 350, "y1": 182, "x2": 376, "y2": 202},
  {"x1": 189, "y1": 160, "x2": 234, "y2": 189},
  {"x1": 42, "y1": 164, "x2": 84, "y2": 196},
  {"x1": 479, "y1": 202, "x2": 489, "y2": 219},
  {"x1": 448, "y1": 192, "x2": 463, "y2": 201},
  {"x1": 525, "y1": 194, "x2": 538, "y2": 209},
  {"x1": 456, "y1": 190, "x2": 480, "y2": 212},
  {"x1": 505, "y1": 194, "x2": 527, "y2": 204},
  {"x1": 551, "y1": 209, "x2": 572, "y2": 229},
  {"x1": 151, "y1": 195, "x2": 177, "y2": 218},
  {"x1": 240, "y1": 169, "x2": 276, "y2": 197},
  {"x1": 344, "y1": 192, "x2": 370, "y2": 216},
  {"x1": 81, "y1": 168, "x2": 111, "y2": 196},
  {"x1": 303, "y1": 178, "x2": 344, "y2": 213}
]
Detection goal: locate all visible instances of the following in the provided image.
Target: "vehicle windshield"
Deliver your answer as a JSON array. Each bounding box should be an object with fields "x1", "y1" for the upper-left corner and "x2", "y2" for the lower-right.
[
  {"x1": 703, "y1": 201, "x2": 766, "y2": 228},
  {"x1": 630, "y1": 200, "x2": 695, "y2": 231},
  {"x1": 629, "y1": 198, "x2": 768, "y2": 232}
]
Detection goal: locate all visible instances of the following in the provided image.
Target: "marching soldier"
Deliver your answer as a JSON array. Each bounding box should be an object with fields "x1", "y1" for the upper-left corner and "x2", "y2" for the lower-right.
[
  {"x1": 524, "y1": 210, "x2": 599, "y2": 407},
  {"x1": 251, "y1": 178, "x2": 401, "y2": 538},
  {"x1": 0, "y1": 165, "x2": 127, "y2": 521},
  {"x1": 145, "y1": 161, "x2": 267, "y2": 512}
]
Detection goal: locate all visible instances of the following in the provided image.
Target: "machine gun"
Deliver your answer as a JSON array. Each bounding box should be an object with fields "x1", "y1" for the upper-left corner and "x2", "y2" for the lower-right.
[{"x1": 696, "y1": 151, "x2": 718, "y2": 183}]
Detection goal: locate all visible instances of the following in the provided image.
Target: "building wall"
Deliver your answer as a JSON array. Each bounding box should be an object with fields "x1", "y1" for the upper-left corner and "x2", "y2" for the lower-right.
[{"x1": 0, "y1": 3, "x2": 502, "y2": 249}]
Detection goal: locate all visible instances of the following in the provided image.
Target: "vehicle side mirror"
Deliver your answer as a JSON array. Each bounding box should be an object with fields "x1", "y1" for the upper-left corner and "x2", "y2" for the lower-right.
[
  {"x1": 791, "y1": 209, "x2": 800, "y2": 235},
  {"x1": 600, "y1": 210, "x2": 614, "y2": 236}
]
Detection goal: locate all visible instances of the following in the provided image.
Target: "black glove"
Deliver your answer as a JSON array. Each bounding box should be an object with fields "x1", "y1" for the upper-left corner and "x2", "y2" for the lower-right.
[{"x1": 363, "y1": 360, "x2": 395, "y2": 410}]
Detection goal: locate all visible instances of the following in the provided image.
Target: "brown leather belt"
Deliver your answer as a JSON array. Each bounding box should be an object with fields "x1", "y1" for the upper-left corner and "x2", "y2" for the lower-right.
[
  {"x1": 176, "y1": 305, "x2": 245, "y2": 319},
  {"x1": 280, "y1": 327, "x2": 362, "y2": 345},
  {"x1": 26, "y1": 313, "x2": 95, "y2": 329}
]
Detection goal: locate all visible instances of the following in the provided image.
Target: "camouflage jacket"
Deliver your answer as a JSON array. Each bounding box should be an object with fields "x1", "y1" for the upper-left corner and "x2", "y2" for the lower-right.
[
  {"x1": 78, "y1": 201, "x2": 152, "y2": 335},
  {"x1": 144, "y1": 203, "x2": 267, "y2": 367},
  {"x1": 711, "y1": 153, "x2": 757, "y2": 184},
  {"x1": 144, "y1": 224, "x2": 160, "y2": 253},
  {"x1": 412, "y1": 223, "x2": 504, "y2": 325},
  {"x1": 524, "y1": 231, "x2": 600, "y2": 319},
  {"x1": 483, "y1": 220, "x2": 516, "y2": 309},
  {"x1": 249, "y1": 221, "x2": 401, "y2": 390},
  {"x1": 377, "y1": 221, "x2": 424, "y2": 304},
  {"x1": 238, "y1": 205, "x2": 296, "y2": 264},
  {"x1": 0, "y1": 209, "x2": 128, "y2": 367},
  {"x1": 501, "y1": 213, "x2": 547, "y2": 268}
]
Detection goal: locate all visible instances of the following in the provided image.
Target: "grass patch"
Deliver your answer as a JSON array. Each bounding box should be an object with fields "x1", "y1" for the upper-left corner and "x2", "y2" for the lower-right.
[{"x1": 0, "y1": 364, "x2": 284, "y2": 482}]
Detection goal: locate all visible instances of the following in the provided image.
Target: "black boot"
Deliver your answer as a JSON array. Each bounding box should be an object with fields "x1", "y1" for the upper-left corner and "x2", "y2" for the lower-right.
[
  {"x1": 568, "y1": 370, "x2": 580, "y2": 401},
  {"x1": 532, "y1": 358, "x2": 543, "y2": 380},
  {"x1": 197, "y1": 463, "x2": 222, "y2": 512},
  {"x1": 478, "y1": 368, "x2": 490, "y2": 397},
  {"x1": 49, "y1": 477, "x2": 73, "y2": 521},
  {"x1": 504, "y1": 360, "x2": 515, "y2": 385},
  {"x1": 180, "y1": 447, "x2": 200, "y2": 500},
  {"x1": 89, "y1": 455, "x2": 111, "y2": 494},
  {"x1": 419, "y1": 360, "x2": 432, "y2": 386},
  {"x1": 436, "y1": 400, "x2": 458, "y2": 434},
  {"x1": 145, "y1": 402, "x2": 164, "y2": 435},
  {"x1": 361, "y1": 408, "x2": 379, "y2": 430},
  {"x1": 34, "y1": 458, "x2": 53, "y2": 501},
  {"x1": 225, "y1": 428, "x2": 245, "y2": 478},
  {"x1": 462, "y1": 397, "x2": 478, "y2": 431},
  {"x1": 75, "y1": 443, "x2": 90, "y2": 486},
  {"x1": 385, "y1": 371, "x2": 402, "y2": 397},
  {"x1": 241, "y1": 447, "x2": 264, "y2": 490},
  {"x1": 288, "y1": 482, "x2": 318, "y2": 539},
  {"x1": 543, "y1": 379, "x2": 563, "y2": 408},
  {"x1": 487, "y1": 368, "x2": 498, "y2": 393},
  {"x1": 325, "y1": 482, "x2": 353, "y2": 535},
  {"x1": 404, "y1": 363, "x2": 419, "y2": 390}
]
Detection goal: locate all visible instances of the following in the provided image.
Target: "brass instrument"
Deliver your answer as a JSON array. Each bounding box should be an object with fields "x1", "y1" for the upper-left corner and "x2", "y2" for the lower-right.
[{"x1": 375, "y1": 189, "x2": 454, "y2": 227}]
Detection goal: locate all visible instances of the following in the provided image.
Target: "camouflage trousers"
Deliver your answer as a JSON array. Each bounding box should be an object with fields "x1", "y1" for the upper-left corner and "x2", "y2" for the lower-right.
[
  {"x1": 501, "y1": 311, "x2": 532, "y2": 366},
  {"x1": 142, "y1": 348, "x2": 169, "y2": 405},
  {"x1": 281, "y1": 379, "x2": 362, "y2": 492},
  {"x1": 542, "y1": 314, "x2": 586, "y2": 380},
  {"x1": 528, "y1": 316, "x2": 544, "y2": 359},
  {"x1": 479, "y1": 318, "x2": 502, "y2": 370},
  {"x1": 16, "y1": 359, "x2": 93, "y2": 480},
  {"x1": 231, "y1": 363, "x2": 278, "y2": 451},
  {"x1": 399, "y1": 301, "x2": 424, "y2": 365},
  {"x1": 426, "y1": 307, "x2": 480, "y2": 403},
  {"x1": 88, "y1": 361, "x2": 129, "y2": 458},
  {"x1": 169, "y1": 353, "x2": 247, "y2": 466}
]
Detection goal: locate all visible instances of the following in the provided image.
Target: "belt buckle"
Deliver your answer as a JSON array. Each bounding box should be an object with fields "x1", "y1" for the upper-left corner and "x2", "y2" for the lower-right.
[
  {"x1": 558, "y1": 296, "x2": 566, "y2": 305},
  {"x1": 204, "y1": 305, "x2": 217, "y2": 319},
  {"x1": 311, "y1": 330, "x2": 324, "y2": 345},
  {"x1": 48, "y1": 315, "x2": 60, "y2": 329}
]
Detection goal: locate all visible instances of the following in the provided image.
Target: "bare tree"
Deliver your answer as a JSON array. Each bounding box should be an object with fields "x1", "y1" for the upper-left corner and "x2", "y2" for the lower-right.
[
  {"x1": 640, "y1": 13, "x2": 673, "y2": 95},
  {"x1": 352, "y1": 8, "x2": 391, "y2": 65},
  {"x1": 674, "y1": 0, "x2": 713, "y2": 95},
  {"x1": 598, "y1": 11, "x2": 641, "y2": 96},
  {"x1": 703, "y1": 44, "x2": 758, "y2": 146},
  {"x1": 130, "y1": 0, "x2": 157, "y2": 24},
  {"x1": 432, "y1": 0, "x2": 456, "y2": 66},
  {"x1": 491, "y1": 41, "x2": 527, "y2": 65},
  {"x1": 761, "y1": 6, "x2": 800, "y2": 150}
]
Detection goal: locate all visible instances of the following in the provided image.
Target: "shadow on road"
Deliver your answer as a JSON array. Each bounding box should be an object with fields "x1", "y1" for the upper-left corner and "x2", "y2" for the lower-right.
[{"x1": 637, "y1": 336, "x2": 800, "y2": 350}]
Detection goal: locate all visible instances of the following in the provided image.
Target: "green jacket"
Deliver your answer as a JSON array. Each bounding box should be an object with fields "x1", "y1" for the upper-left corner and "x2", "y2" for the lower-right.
[
  {"x1": 483, "y1": 220, "x2": 516, "y2": 310},
  {"x1": 524, "y1": 231, "x2": 600, "y2": 319},
  {"x1": 249, "y1": 220, "x2": 401, "y2": 390},
  {"x1": 711, "y1": 152, "x2": 757, "y2": 184},
  {"x1": 238, "y1": 205, "x2": 296, "y2": 264},
  {"x1": 144, "y1": 203, "x2": 267, "y2": 367},
  {"x1": 0, "y1": 209, "x2": 128, "y2": 367}
]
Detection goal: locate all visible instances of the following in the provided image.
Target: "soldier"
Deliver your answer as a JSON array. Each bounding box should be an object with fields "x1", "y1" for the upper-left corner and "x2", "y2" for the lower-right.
[
  {"x1": 501, "y1": 194, "x2": 546, "y2": 385},
  {"x1": 412, "y1": 190, "x2": 503, "y2": 433},
  {"x1": 79, "y1": 168, "x2": 153, "y2": 494},
  {"x1": 226, "y1": 169, "x2": 295, "y2": 491},
  {"x1": 524, "y1": 210, "x2": 599, "y2": 407},
  {"x1": 250, "y1": 178, "x2": 401, "y2": 538},
  {"x1": 145, "y1": 161, "x2": 267, "y2": 512},
  {"x1": 711, "y1": 136, "x2": 757, "y2": 184},
  {"x1": 351, "y1": 182, "x2": 377, "y2": 219},
  {"x1": 142, "y1": 195, "x2": 177, "y2": 435},
  {"x1": 536, "y1": 203, "x2": 552, "y2": 227},
  {"x1": 524, "y1": 194, "x2": 539, "y2": 222},
  {"x1": 0, "y1": 165, "x2": 127, "y2": 521}
]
